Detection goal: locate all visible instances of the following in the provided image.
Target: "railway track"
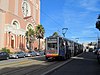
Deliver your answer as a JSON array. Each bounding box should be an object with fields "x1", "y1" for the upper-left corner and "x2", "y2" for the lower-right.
[
  {"x1": 0, "y1": 61, "x2": 58, "y2": 75},
  {"x1": 0, "y1": 54, "x2": 80, "y2": 75},
  {"x1": 0, "y1": 56, "x2": 62, "y2": 75}
]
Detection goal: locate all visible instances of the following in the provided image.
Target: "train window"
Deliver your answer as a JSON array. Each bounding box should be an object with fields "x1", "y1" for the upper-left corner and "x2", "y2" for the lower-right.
[
  {"x1": 59, "y1": 39, "x2": 65, "y2": 50},
  {"x1": 47, "y1": 43, "x2": 57, "y2": 50}
]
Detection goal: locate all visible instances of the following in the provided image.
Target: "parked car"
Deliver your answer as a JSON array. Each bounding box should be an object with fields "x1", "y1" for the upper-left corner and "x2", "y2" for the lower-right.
[
  {"x1": 39, "y1": 50, "x2": 44, "y2": 56},
  {"x1": 25, "y1": 51, "x2": 36, "y2": 57},
  {"x1": 89, "y1": 48, "x2": 93, "y2": 52},
  {"x1": 93, "y1": 48, "x2": 99, "y2": 54},
  {"x1": 35, "y1": 51, "x2": 40, "y2": 56},
  {"x1": 0, "y1": 52, "x2": 9, "y2": 60},
  {"x1": 10, "y1": 51, "x2": 26, "y2": 59}
]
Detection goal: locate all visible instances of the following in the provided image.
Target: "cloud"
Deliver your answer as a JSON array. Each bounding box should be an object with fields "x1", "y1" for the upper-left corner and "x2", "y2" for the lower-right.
[
  {"x1": 80, "y1": 28, "x2": 99, "y2": 38},
  {"x1": 62, "y1": 0, "x2": 99, "y2": 43},
  {"x1": 79, "y1": 0, "x2": 100, "y2": 12},
  {"x1": 85, "y1": 26, "x2": 95, "y2": 29},
  {"x1": 81, "y1": 30, "x2": 92, "y2": 36}
]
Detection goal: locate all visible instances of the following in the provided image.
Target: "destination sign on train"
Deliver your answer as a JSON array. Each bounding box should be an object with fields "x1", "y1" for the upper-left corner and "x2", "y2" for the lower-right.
[
  {"x1": 47, "y1": 38, "x2": 57, "y2": 43},
  {"x1": 47, "y1": 38, "x2": 57, "y2": 41}
]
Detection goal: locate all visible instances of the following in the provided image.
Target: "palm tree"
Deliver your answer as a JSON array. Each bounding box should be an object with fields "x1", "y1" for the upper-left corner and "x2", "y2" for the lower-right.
[
  {"x1": 25, "y1": 28, "x2": 34, "y2": 50},
  {"x1": 52, "y1": 32, "x2": 59, "y2": 37},
  {"x1": 35, "y1": 24, "x2": 45, "y2": 50}
]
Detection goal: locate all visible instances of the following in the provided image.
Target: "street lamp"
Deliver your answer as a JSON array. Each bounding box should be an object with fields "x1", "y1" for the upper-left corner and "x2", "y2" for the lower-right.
[{"x1": 62, "y1": 28, "x2": 68, "y2": 37}]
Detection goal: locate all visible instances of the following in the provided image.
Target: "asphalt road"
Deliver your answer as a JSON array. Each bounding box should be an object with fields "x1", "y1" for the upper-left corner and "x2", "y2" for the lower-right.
[
  {"x1": 0, "y1": 56, "x2": 64, "y2": 75},
  {"x1": 0, "y1": 52, "x2": 100, "y2": 75},
  {"x1": 0, "y1": 56, "x2": 47, "y2": 75},
  {"x1": 47, "y1": 52, "x2": 100, "y2": 75}
]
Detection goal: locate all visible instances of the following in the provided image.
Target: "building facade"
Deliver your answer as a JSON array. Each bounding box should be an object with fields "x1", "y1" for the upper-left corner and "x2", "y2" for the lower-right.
[{"x1": 0, "y1": 0, "x2": 40, "y2": 52}]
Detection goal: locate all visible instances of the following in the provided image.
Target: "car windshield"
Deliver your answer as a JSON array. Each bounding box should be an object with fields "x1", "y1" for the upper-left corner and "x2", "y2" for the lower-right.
[
  {"x1": 28, "y1": 51, "x2": 32, "y2": 53},
  {"x1": 0, "y1": 52, "x2": 3, "y2": 55},
  {"x1": 29, "y1": 51, "x2": 34, "y2": 53},
  {"x1": 16, "y1": 52, "x2": 22, "y2": 54}
]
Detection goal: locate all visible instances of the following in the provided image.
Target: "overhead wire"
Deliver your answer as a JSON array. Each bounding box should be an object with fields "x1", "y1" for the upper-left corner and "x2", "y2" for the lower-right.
[
  {"x1": 29, "y1": 0, "x2": 98, "y2": 43},
  {"x1": 29, "y1": 0, "x2": 65, "y2": 34}
]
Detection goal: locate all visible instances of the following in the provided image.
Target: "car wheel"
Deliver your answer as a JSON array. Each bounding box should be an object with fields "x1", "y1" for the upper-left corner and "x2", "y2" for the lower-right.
[
  {"x1": 6, "y1": 57, "x2": 9, "y2": 60},
  {"x1": 23, "y1": 55, "x2": 25, "y2": 58},
  {"x1": 16, "y1": 56, "x2": 18, "y2": 59},
  {"x1": 31, "y1": 54, "x2": 33, "y2": 57}
]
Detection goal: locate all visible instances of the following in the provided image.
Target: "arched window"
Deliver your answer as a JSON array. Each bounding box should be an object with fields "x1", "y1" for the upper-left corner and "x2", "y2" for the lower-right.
[
  {"x1": 27, "y1": 24, "x2": 33, "y2": 30},
  {"x1": 26, "y1": 24, "x2": 34, "y2": 31},
  {"x1": 11, "y1": 19, "x2": 20, "y2": 29},
  {"x1": 13, "y1": 21, "x2": 20, "y2": 29}
]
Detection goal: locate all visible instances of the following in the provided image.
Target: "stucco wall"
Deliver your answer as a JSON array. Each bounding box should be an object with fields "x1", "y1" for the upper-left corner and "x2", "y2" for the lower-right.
[{"x1": 0, "y1": 12, "x2": 5, "y2": 49}]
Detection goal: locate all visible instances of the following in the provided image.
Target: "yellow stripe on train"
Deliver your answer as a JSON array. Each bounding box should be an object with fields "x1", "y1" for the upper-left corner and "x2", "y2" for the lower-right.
[{"x1": 46, "y1": 54, "x2": 58, "y2": 57}]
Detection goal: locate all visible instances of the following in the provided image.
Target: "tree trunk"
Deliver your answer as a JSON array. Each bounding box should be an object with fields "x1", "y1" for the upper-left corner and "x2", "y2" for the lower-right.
[
  {"x1": 29, "y1": 41, "x2": 31, "y2": 50},
  {"x1": 38, "y1": 38, "x2": 40, "y2": 51}
]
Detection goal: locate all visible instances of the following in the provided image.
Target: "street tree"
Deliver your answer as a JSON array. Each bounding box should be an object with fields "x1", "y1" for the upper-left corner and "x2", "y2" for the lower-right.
[
  {"x1": 35, "y1": 24, "x2": 45, "y2": 50},
  {"x1": 25, "y1": 28, "x2": 34, "y2": 50},
  {"x1": 52, "y1": 32, "x2": 59, "y2": 36}
]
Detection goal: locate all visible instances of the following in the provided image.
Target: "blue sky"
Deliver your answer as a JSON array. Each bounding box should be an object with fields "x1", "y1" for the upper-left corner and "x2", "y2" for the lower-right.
[{"x1": 40, "y1": 0, "x2": 100, "y2": 43}]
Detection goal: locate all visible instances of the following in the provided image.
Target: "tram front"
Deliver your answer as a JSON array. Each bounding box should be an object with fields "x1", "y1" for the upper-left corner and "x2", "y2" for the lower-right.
[{"x1": 45, "y1": 37, "x2": 59, "y2": 60}]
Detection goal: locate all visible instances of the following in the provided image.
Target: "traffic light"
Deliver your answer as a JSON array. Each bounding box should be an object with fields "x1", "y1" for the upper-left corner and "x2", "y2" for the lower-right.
[{"x1": 96, "y1": 21, "x2": 100, "y2": 31}]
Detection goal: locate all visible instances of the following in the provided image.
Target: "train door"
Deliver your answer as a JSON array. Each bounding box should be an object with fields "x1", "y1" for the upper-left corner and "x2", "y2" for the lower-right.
[
  {"x1": 66, "y1": 41, "x2": 71, "y2": 58},
  {"x1": 59, "y1": 38, "x2": 66, "y2": 56},
  {"x1": 71, "y1": 41, "x2": 75, "y2": 56}
]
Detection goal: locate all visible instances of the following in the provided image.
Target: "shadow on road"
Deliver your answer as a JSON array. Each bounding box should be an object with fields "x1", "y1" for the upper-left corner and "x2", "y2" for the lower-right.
[
  {"x1": 28, "y1": 56, "x2": 46, "y2": 61},
  {"x1": 47, "y1": 52, "x2": 100, "y2": 75},
  {"x1": 78, "y1": 52, "x2": 97, "y2": 60},
  {"x1": 71, "y1": 52, "x2": 99, "y2": 64}
]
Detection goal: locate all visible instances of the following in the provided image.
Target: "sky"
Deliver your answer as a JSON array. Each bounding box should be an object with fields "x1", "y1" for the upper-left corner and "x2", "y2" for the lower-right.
[{"x1": 40, "y1": 0, "x2": 100, "y2": 43}]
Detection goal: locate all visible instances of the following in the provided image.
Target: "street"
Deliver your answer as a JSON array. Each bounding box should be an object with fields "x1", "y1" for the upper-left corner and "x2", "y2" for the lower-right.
[
  {"x1": 0, "y1": 56, "x2": 47, "y2": 75},
  {"x1": 0, "y1": 52, "x2": 100, "y2": 75},
  {"x1": 47, "y1": 52, "x2": 100, "y2": 75},
  {"x1": 0, "y1": 56, "x2": 66, "y2": 75}
]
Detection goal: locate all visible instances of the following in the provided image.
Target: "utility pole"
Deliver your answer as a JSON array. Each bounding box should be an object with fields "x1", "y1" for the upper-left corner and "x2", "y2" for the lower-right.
[{"x1": 62, "y1": 28, "x2": 68, "y2": 37}]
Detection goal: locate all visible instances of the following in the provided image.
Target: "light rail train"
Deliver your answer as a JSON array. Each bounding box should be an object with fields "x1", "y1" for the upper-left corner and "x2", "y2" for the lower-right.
[{"x1": 45, "y1": 36, "x2": 83, "y2": 60}]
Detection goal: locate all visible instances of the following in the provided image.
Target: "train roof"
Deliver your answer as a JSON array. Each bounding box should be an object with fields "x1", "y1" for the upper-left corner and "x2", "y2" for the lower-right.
[{"x1": 46, "y1": 35, "x2": 82, "y2": 45}]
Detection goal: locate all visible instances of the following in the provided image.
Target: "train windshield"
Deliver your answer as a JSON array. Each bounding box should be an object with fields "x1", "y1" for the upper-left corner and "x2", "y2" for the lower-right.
[
  {"x1": 47, "y1": 38, "x2": 57, "y2": 50},
  {"x1": 47, "y1": 43, "x2": 57, "y2": 50}
]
